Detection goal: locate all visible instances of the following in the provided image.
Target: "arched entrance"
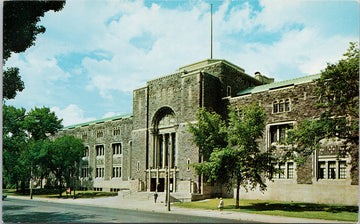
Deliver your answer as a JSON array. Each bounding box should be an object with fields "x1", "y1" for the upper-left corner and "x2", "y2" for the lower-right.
[{"x1": 148, "y1": 107, "x2": 178, "y2": 192}]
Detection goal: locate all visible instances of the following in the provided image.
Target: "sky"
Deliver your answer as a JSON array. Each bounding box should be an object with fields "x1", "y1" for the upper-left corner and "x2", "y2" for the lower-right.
[{"x1": 4, "y1": 0, "x2": 359, "y2": 127}]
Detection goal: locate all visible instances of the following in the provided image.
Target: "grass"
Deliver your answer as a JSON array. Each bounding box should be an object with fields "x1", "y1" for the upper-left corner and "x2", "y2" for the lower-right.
[
  {"x1": 3, "y1": 189, "x2": 118, "y2": 199},
  {"x1": 174, "y1": 198, "x2": 359, "y2": 222}
]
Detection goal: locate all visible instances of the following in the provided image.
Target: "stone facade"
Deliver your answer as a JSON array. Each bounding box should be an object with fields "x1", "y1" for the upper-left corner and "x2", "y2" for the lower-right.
[{"x1": 58, "y1": 59, "x2": 358, "y2": 205}]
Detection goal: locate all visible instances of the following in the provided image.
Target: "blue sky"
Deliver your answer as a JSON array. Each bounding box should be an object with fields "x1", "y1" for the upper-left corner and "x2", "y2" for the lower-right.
[{"x1": 5, "y1": 0, "x2": 359, "y2": 126}]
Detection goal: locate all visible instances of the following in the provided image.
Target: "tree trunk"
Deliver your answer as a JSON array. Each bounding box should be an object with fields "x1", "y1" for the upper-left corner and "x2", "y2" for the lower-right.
[{"x1": 235, "y1": 178, "x2": 241, "y2": 209}]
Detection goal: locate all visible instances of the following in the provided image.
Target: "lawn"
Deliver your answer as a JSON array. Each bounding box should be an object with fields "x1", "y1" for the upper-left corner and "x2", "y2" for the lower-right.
[
  {"x1": 174, "y1": 198, "x2": 359, "y2": 222},
  {"x1": 3, "y1": 189, "x2": 118, "y2": 199}
]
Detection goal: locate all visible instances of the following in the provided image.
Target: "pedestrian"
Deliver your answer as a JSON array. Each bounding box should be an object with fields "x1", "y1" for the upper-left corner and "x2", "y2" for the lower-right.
[
  {"x1": 154, "y1": 192, "x2": 158, "y2": 203},
  {"x1": 218, "y1": 197, "x2": 224, "y2": 213}
]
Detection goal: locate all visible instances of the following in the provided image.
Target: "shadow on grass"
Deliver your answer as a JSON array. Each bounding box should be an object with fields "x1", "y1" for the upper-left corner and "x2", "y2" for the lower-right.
[{"x1": 227, "y1": 202, "x2": 358, "y2": 213}]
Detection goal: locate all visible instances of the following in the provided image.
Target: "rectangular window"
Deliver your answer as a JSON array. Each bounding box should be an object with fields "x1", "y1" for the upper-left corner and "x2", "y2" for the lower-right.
[
  {"x1": 269, "y1": 123, "x2": 293, "y2": 144},
  {"x1": 287, "y1": 162, "x2": 294, "y2": 179},
  {"x1": 339, "y1": 161, "x2": 346, "y2": 179},
  {"x1": 328, "y1": 161, "x2": 336, "y2": 179},
  {"x1": 279, "y1": 163, "x2": 285, "y2": 179},
  {"x1": 96, "y1": 145, "x2": 105, "y2": 156},
  {"x1": 112, "y1": 143, "x2": 122, "y2": 155},
  {"x1": 81, "y1": 167, "x2": 89, "y2": 178},
  {"x1": 112, "y1": 166, "x2": 122, "y2": 178},
  {"x1": 96, "y1": 167, "x2": 105, "y2": 178},
  {"x1": 83, "y1": 146, "x2": 89, "y2": 157},
  {"x1": 318, "y1": 162, "x2": 326, "y2": 179},
  {"x1": 113, "y1": 128, "x2": 120, "y2": 136}
]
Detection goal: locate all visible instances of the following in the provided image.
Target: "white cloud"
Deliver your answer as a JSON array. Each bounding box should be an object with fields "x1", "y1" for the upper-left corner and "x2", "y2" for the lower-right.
[
  {"x1": 5, "y1": 0, "x2": 358, "y2": 121},
  {"x1": 51, "y1": 104, "x2": 96, "y2": 127}
]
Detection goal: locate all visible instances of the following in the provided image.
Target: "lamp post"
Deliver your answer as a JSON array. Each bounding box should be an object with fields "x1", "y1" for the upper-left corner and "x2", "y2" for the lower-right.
[
  {"x1": 167, "y1": 149, "x2": 171, "y2": 211},
  {"x1": 30, "y1": 164, "x2": 33, "y2": 199}
]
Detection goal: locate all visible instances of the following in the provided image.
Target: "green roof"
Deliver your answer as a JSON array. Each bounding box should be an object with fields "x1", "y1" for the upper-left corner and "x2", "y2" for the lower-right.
[
  {"x1": 237, "y1": 74, "x2": 321, "y2": 96},
  {"x1": 62, "y1": 113, "x2": 133, "y2": 130}
]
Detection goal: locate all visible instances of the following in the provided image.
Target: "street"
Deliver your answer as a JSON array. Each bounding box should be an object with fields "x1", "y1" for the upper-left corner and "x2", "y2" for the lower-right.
[{"x1": 2, "y1": 198, "x2": 258, "y2": 223}]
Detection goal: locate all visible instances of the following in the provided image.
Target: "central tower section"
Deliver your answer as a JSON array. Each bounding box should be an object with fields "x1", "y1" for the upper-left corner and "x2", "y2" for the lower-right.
[{"x1": 130, "y1": 59, "x2": 262, "y2": 195}]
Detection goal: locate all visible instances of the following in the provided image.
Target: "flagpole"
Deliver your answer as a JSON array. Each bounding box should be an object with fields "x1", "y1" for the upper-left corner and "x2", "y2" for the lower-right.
[{"x1": 210, "y1": 3, "x2": 213, "y2": 59}]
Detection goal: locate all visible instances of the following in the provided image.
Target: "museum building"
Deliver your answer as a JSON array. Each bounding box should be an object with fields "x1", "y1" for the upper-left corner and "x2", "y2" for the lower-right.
[{"x1": 57, "y1": 59, "x2": 358, "y2": 205}]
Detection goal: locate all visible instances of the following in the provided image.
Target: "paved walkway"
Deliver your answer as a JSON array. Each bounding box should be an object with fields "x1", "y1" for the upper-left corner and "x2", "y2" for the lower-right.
[{"x1": 7, "y1": 196, "x2": 355, "y2": 223}]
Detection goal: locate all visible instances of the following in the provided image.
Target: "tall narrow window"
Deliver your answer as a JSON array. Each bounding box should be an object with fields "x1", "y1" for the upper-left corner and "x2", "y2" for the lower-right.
[
  {"x1": 137, "y1": 161, "x2": 140, "y2": 171},
  {"x1": 318, "y1": 162, "x2": 326, "y2": 179},
  {"x1": 96, "y1": 145, "x2": 105, "y2": 156},
  {"x1": 187, "y1": 159, "x2": 191, "y2": 171},
  {"x1": 328, "y1": 161, "x2": 336, "y2": 179},
  {"x1": 287, "y1": 162, "x2": 294, "y2": 179},
  {"x1": 279, "y1": 100, "x2": 284, "y2": 112},
  {"x1": 339, "y1": 161, "x2": 346, "y2": 179},
  {"x1": 112, "y1": 166, "x2": 122, "y2": 178},
  {"x1": 83, "y1": 146, "x2": 89, "y2": 157},
  {"x1": 273, "y1": 101, "x2": 278, "y2": 113},
  {"x1": 279, "y1": 163, "x2": 285, "y2": 179},
  {"x1": 112, "y1": 143, "x2": 122, "y2": 155},
  {"x1": 285, "y1": 99, "x2": 290, "y2": 111}
]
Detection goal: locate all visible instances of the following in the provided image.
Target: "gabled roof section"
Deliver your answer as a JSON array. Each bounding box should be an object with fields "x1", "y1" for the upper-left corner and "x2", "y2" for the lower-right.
[
  {"x1": 62, "y1": 113, "x2": 133, "y2": 130},
  {"x1": 237, "y1": 74, "x2": 321, "y2": 96}
]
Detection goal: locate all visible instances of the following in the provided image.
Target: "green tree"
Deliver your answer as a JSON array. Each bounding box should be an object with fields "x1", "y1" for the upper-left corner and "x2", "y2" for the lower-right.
[
  {"x1": 29, "y1": 136, "x2": 85, "y2": 197},
  {"x1": 3, "y1": 105, "x2": 64, "y2": 192},
  {"x1": 2, "y1": 105, "x2": 27, "y2": 190},
  {"x1": 3, "y1": 0, "x2": 65, "y2": 100},
  {"x1": 190, "y1": 103, "x2": 277, "y2": 208},
  {"x1": 187, "y1": 107, "x2": 228, "y2": 160},
  {"x1": 23, "y1": 107, "x2": 63, "y2": 141},
  {"x1": 286, "y1": 42, "x2": 359, "y2": 183}
]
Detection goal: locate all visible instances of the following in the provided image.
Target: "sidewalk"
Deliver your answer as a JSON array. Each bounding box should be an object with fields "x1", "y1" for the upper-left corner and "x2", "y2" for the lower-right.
[{"x1": 7, "y1": 195, "x2": 355, "y2": 223}]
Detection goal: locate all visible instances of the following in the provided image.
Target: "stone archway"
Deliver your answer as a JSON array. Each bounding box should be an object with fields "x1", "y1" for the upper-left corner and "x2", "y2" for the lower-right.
[{"x1": 148, "y1": 107, "x2": 178, "y2": 192}]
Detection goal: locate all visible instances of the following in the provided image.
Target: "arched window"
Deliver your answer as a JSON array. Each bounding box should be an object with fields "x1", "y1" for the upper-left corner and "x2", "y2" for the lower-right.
[
  {"x1": 279, "y1": 100, "x2": 284, "y2": 112},
  {"x1": 285, "y1": 99, "x2": 290, "y2": 111},
  {"x1": 273, "y1": 101, "x2": 278, "y2": 113}
]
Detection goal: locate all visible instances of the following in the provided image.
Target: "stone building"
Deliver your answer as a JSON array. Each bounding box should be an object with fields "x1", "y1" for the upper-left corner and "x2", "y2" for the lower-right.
[{"x1": 58, "y1": 59, "x2": 358, "y2": 205}]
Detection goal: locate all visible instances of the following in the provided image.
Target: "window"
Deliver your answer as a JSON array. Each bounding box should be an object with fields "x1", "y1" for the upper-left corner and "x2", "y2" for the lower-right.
[
  {"x1": 81, "y1": 167, "x2": 89, "y2": 178},
  {"x1": 83, "y1": 146, "x2": 89, "y2": 157},
  {"x1": 137, "y1": 161, "x2": 140, "y2": 171},
  {"x1": 279, "y1": 100, "x2": 284, "y2": 112},
  {"x1": 96, "y1": 130, "x2": 104, "y2": 138},
  {"x1": 273, "y1": 99, "x2": 290, "y2": 113},
  {"x1": 82, "y1": 132, "x2": 87, "y2": 140},
  {"x1": 269, "y1": 123, "x2": 293, "y2": 144},
  {"x1": 273, "y1": 162, "x2": 294, "y2": 179},
  {"x1": 96, "y1": 167, "x2": 105, "y2": 178},
  {"x1": 187, "y1": 159, "x2": 191, "y2": 171},
  {"x1": 279, "y1": 163, "x2": 285, "y2": 179},
  {"x1": 328, "y1": 161, "x2": 336, "y2": 179},
  {"x1": 285, "y1": 99, "x2": 290, "y2": 111},
  {"x1": 273, "y1": 101, "x2": 278, "y2": 113},
  {"x1": 339, "y1": 161, "x2": 346, "y2": 179},
  {"x1": 318, "y1": 160, "x2": 347, "y2": 180},
  {"x1": 113, "y1": 128, "x2": 120, "y2": 136},
  {"x1": 112, "y1": 143, "x2": 122, "y2": 155},
  {"x1": 287, "y1": 162, "x2": 294, "y2": 179},
  {"x1": 318, "y1": 162, "x2": 326, "y2": 179},
  {"x1": 94, "y1": 188, "x2": 102, "y2": 191},
  {"x1": 96, "y1": 145, "x2": 105, "y2": 156},
  {"x1": 112, "y1": 166, "x2": 122, "y2": 178}
]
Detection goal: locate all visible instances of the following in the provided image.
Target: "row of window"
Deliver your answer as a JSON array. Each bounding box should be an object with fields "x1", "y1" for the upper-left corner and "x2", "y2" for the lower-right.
[
  {"x1": 81, "y1": 128, "x2": 122, "y2": 140},
  {"x1": 273, "y1": 99, "x2": 290, "y2": 113},
  {"x1": 83, "y1": 143, "x2": 123, "y2": 157},
  {"x1": 318, "y1": 160, "x2": 346, "y2": 179},
  {"x1": 273, "y1": 162, "x2": 294, "y2": 179},
  {"x1": 81, "y1": 166, "x2": 122, "y2": 179},
  {"x1": 272, "y1": 160, "x2": 347, "y2": 180}
]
